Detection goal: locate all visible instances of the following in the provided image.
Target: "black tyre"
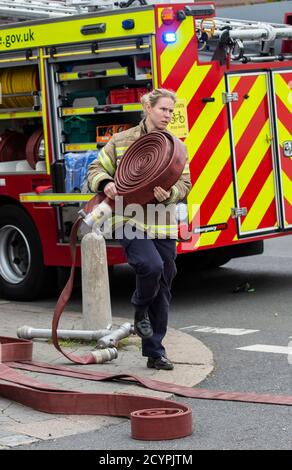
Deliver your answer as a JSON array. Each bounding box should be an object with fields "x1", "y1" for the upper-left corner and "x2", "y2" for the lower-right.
[
  {"x1": 207, "y1": 254, "x2": 232, "y2": 269},
  {"x1": 0, "y1": 204, "x2": 54, "y2": 300},
  {"x1": 177, "y1": 251, "x2": 231, "y2": 272}
]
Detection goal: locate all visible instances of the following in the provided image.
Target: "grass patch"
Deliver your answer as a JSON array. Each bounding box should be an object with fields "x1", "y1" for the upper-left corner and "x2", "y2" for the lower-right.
[{"x1": 47, "y1": 338, "x2": 96, "y2": 348}]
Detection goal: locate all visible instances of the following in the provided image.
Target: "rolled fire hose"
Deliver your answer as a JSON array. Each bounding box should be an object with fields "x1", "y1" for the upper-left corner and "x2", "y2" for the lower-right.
[
  {"x1": 25, "y1": 129, "x2": 44, "y2": 169},
  {"x1": 82, "y1": 130, "x2": 187, "y2": 227},
  {"x1": 115, "y1": 130, "x2": 186, "y2": 205},
  {"x1": 0, "y1": 131, "x2": 28, "y2": 162}
]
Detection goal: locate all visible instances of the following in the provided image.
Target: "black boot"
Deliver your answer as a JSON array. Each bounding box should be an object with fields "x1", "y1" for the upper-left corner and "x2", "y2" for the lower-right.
[
  {"x1": 134, "y1": 310, "x2": 153, "y2": 339},
  {"x1": 147, "y1": 356, "x2": 174, "y2": 370}
]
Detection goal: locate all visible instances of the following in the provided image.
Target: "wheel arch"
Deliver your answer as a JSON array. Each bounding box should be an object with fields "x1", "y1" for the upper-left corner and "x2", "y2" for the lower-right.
[
  {"x1": 0, "y1": 193, "x2": 45, "y2": 249},
  {"x1": 0, "y1": 201, "x2": 56, "y2": 300}
]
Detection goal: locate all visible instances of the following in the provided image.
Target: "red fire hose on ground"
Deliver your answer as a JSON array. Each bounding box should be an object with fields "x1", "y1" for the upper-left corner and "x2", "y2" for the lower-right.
[{"x1": 1, "y1": 336, "x2": 292, "y2": 442}]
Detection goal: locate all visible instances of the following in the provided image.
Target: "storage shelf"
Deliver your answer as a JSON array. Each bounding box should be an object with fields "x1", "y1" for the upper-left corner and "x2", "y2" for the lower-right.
[
  {"x1": 57, "y1": 67, "x2": 128, "y2": 82},
  {"x1": 0, "y1": 160, "x2": 46, "y2": 173},
  {"x1": 20, "y1": 192, "x2": 93, "y2": 203},
  {"x1": 63, "y1": 142, "x2": 104, "y2": 152},
  {"x1": 0, "y1": 110, "x2": 42, "y2": 120},
  {"x1": 60, "y1": 103, "x2": 142, "y2": 117}
]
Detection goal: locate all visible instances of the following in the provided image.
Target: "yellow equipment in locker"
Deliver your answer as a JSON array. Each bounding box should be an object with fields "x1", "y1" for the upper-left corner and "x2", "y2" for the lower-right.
[{"x1": 0, "y1": 67, "x2": 38, "y2": 108}]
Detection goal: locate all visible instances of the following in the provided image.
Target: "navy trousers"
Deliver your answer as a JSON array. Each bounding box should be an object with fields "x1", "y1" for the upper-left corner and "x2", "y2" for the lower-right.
[{"x1": 120, "y1": 236, "x2": 177, "y2": 358}]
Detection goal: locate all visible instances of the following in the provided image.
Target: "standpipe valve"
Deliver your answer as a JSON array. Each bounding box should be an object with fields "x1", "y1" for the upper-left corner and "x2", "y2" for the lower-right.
[{"x1": 79, "y1": 200, "x2": 113, "y2": 230}]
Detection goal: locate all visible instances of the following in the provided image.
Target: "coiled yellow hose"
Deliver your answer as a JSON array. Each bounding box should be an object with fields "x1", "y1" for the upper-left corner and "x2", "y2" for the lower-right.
[{"x1": 0, "y1": 67, "x2": 38, "y2": 108}]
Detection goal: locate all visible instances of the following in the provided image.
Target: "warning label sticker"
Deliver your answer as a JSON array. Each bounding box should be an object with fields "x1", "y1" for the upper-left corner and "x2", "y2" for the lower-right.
[{"x1": 167, "y1": 99, "x2": 189, "y2": 139}]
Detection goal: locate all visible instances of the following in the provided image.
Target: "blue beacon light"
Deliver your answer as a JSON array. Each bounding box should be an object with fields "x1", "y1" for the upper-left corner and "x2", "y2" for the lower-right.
[{"x1": 162, "y1": 32, "x2": 177, "y2": 44}]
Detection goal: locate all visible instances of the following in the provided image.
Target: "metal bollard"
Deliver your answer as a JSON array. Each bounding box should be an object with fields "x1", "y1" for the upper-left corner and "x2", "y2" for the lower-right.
[
  {"x1": 81, "y1": 231, "x2": 112, "y2": 331},
  {"x1": 17, "y1": 325, "x2": 111, "y2": 341},
  {"x1": 96, "y1": 322, "x2": 134, "y2": 349}
]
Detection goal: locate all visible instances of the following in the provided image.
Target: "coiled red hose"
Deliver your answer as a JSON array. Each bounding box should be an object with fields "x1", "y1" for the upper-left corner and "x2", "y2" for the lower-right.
[
  {"x1": 0, "y1": 131, "x2": 28, "y2": 162},
  {"x1": 25, "y1": 128, "x2": 43, "y2": 169},
  {"x1": 115, "y1": 130, "x2": 187, "y2": 204}
]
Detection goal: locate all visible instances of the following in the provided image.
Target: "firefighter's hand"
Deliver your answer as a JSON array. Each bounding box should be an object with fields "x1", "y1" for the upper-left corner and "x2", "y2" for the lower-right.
[
  {"x1": 153, "y1": 186, "x2": 171, "y2": 202},
  {"x1": 104, "y1": 182, "x2": 118, "y2": 199}
]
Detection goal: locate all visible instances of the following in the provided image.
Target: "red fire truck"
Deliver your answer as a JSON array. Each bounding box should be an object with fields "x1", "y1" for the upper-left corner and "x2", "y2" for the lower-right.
[{"x1": 0, "y1": 1, "x2": 291, "y2": 300}]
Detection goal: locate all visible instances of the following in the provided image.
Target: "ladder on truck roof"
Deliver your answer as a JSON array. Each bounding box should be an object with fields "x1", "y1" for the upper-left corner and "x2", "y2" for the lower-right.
[
  {"x1": 0, "y1": 0, "x2": 119, "y2": 21},
  {"x1": 196, "y1": 13, "x2": 292, "y2": 63}
]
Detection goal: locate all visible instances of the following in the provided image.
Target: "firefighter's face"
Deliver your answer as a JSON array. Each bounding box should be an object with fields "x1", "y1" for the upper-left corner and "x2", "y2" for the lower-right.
[{"x1": 146, "y1": 97, "x2": 174, "y2": 130}]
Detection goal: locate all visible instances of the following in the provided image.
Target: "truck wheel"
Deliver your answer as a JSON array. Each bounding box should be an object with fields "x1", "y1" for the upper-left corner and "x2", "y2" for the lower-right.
[{"x1": 0, "y1": 205, "x2": 54, "y2": 300}]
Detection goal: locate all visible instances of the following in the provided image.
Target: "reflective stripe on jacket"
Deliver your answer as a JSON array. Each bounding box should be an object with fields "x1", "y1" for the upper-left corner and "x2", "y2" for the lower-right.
[{"x1": 87, "y1": 120, "x2": 191, "y2": 238}]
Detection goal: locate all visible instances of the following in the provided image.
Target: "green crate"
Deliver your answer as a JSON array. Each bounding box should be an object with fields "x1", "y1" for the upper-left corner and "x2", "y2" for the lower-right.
[
  {"x1": 66, "y1": 90, "x2": 106, "y2": 106},
  {"x1": 63, "y1": 116, "x2": 97, "y2": 143}
]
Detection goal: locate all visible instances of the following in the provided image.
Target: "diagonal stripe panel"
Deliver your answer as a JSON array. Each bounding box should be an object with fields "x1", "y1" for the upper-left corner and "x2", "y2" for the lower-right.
[
  {"x1": 186, "y1": 64, "x2": 223, "y2": 132},
  {"x1": 196, "y1": 185, "x2": 234, "y2": 247},
  {"x1": 189, "y1": 75, "x2": 260, "y2": 230},
  {"x1": 284, "y1": 196, "x2": 292, "y2": 225},
  {"x1": 239, "y1": 147, "x2": 278, "y2": 232},
  {"x1": 188, "y1": 133, "x2": 230, "y2": 215},
  {"x1": 192, "y1": 74, "x2": 275, "y2": 248},
  {"x1": 258, "y1": 199, "x2": 280, "y2": 230},
  {"x1": 188, "y1": 75, "x2": 267, "y2": 229},
  {"x1": 231, "y1": 75, "x2": 268, "y2": 142},
  {"x1": 160, "y1": 19, "x2": 194, "y2": 84},
  {"x1": 199, "y1": 98, "x2": 270, "y2": 227},
  {"x1": 274, "y1": 71, "x2": 292, "y2": 227},
  {"x1": 185, "y1": 76, "x2": 233, "y2": 161},
  {"x1": 190, "y1": 74, "x2": 258, "y2": 183},
  {"x1": 182, "y1": 64, "x2": 223, "y2": 129},
  {"x1": 274, "y1": 73, "x2": 292, "y2": 112},
  {"x1": 276, "y1": 97, "x2": 292, "y2": 134},
  {"x1": 278, "y1": 72, "x2": 292, "y2": 86},
  {"x1": 238, "y1": 144, "x2": 277, "y2": 227},
  {"x1": 282, "y1": 173, "x2": 292, "y2": 206},
  {"x1": 241, "y1": 172, "x2": 275, "y2": 232},
  {"x1": 228, "y1": 74, "x2": 277, "y2": 235},
  {"x1": 162, "y1": 40, "x2": 200, "y2": 91},
  {"x1": 216, "y1": 148, "x2": 277, "y2": 245},
  {"x1": 176, "y1": 62, "x2": 212, "y2": 106},
  {"x1": 237, "y1": 122, "x2": 272, "y2": 199}
]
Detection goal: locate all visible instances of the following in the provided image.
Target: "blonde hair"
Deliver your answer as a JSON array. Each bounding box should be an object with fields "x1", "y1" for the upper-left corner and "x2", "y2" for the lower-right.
[{"x1": 140, "y1": 88, "x2": 177, "y2": 115}]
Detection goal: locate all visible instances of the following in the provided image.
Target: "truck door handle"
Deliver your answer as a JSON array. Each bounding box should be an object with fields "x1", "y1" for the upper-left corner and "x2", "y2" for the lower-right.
[{"x1": 283, "y1": 141, "x2": 292, "y2": 158}]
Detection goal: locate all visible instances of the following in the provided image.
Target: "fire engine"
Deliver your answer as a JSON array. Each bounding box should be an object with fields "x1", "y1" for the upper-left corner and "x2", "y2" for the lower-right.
[{"x1": 0, "y1": 0, "x2": 291, "y2": 300}]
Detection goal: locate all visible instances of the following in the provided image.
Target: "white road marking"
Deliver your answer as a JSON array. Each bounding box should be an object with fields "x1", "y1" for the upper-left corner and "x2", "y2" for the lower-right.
[
  {"x1": 180, "y1": 325, "x2": 259, "y2": 336},
  {"x1": 237, "y1": 344, "x2": 292, "y2": 355}
]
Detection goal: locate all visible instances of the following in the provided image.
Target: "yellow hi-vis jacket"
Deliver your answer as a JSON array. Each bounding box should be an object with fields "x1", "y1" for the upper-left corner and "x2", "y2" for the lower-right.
[{"x1": 87, "y1": 120, "x2": 191, "y2": 238}]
